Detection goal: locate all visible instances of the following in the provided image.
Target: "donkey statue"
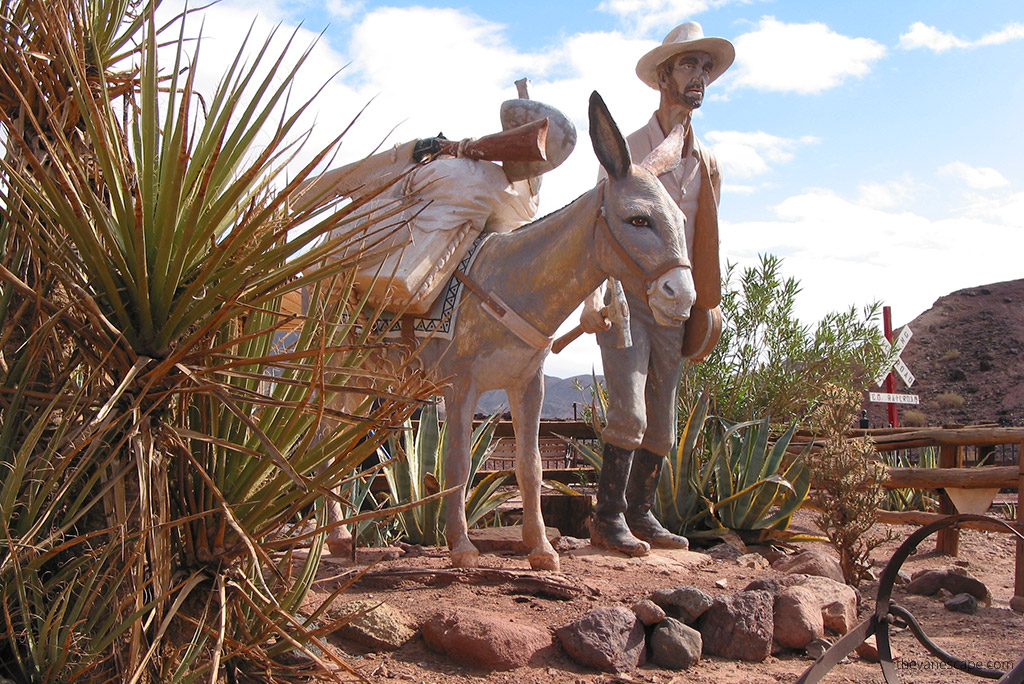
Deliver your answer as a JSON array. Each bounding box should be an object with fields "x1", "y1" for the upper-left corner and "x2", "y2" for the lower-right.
[{"x1": 324, "y1": 92, "x2": 695, "y2": 571}]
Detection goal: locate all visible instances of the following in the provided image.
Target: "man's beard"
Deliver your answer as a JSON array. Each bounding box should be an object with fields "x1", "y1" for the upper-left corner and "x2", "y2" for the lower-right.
[{"x1": 668, "y1": 79, "x2": 704, "y2": 109}]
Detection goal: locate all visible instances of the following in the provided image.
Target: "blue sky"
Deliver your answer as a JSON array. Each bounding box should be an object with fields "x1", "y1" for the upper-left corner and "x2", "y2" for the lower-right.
[{"x1": 168, "y1": 0, "x2": 1024, "y2": 378}]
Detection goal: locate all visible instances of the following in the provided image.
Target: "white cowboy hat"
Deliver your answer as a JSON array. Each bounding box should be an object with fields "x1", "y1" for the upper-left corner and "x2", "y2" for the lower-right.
[
  {"x1": 499, "y1": 99, "x2": 577, "y2": 183},
  {"x1": 635, "y1": 21, "x2": 735, "y2": 91}
]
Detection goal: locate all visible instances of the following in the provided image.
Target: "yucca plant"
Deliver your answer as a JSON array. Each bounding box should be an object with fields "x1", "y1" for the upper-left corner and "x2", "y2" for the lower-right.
[
  {"x1": 382, "y1": 405, "x2": 514, "y2": 546},
  {"x1": 0, "y1": 0, "x2": 434, "y2": 680}
]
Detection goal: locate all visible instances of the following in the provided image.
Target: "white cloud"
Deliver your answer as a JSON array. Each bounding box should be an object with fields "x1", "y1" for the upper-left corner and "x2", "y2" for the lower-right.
[
  {"x1": 704, "y1": 130, "x2": 819, "y2": 178},
  {"x1": 596, "y1": 0, "x2": 745, "y2": 35},
  {"x1": 729, "y1": 16, "x2": 886, "y2": 94},
  {"x1": 723, "y1": 189, "x2": 1024, "y2": 326},
  {"x1": 899, "y1": 21, "x2": 1024, "y2": 52},
  {"x1": 857, "y1": 181, "x2": 914, "y2": 209},
  {"x1": 325, "y1": 0, "x2": 363, "y2": 19},
  {"x1": 938, "y1": 162, "x2": 1010, "y2": 190}
]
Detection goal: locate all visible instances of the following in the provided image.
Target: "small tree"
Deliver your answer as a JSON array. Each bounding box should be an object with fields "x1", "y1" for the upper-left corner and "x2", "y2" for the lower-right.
[
  {"x1": 807, "y1": 383, "x2": 893, "y2": 586},
  {"x1": 680, "y1": 255, "x2": 889, "y2": 427}
]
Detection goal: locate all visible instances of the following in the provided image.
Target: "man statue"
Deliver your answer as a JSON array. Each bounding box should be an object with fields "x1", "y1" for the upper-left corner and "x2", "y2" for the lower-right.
[{"x1": 583, "y1": 21, "x2": 732, "y2": 556}]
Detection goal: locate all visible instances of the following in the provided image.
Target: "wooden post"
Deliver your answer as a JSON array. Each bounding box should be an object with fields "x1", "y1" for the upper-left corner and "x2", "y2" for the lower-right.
[
  {"x1": 935, "y1": 443, "x2": 961, "y2": 555},
  {"x1": 882, "y1": 306, "x2": 899, "y2": 428},
  {"x1": 1012, "y1": 440, "x2": 1024, "y2": 613}
]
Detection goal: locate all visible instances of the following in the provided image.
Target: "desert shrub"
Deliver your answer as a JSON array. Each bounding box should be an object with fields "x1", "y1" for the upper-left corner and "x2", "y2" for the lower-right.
[
  {"x1": 937, "y1": 392, "x2": 966, "y2": 409},
  {"x1": 679, "y1": 255, "x2": 890, "y2": 428},
  {"x1": 901, "y1": 409, "x2": 929, "y2": 427},
  {"x1": 939, "y1": 349, "x2": 961, "y2": 362},
  {"x1": 807, "y1": 384, "x2": 894, "y2": 586}
]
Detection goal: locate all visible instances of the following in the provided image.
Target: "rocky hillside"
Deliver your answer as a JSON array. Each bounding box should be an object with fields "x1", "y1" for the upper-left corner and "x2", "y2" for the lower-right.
[{"x1": 868, "y1": 278, "x2": 1024, "y2": 428}]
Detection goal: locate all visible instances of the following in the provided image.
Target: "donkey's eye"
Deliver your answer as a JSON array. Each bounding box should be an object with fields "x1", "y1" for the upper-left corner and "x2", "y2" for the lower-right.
[{"x1": 629, "y1": 216, "x2": 651, "y2": 228}]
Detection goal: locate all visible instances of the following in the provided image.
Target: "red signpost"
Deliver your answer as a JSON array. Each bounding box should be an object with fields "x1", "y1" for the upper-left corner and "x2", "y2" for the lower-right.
[{"x1": 883, "y1": 306, "x2": 899, "y2": 428}]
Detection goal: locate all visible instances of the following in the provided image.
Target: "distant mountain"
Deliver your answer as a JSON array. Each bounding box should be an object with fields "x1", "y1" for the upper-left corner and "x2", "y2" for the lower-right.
[{"x1": 477, "y1": 374, "x2": 602, "y2": 420}]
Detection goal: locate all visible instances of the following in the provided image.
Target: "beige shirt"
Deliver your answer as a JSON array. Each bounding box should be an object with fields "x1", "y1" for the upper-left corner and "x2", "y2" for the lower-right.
[{"x1": 625, "y1": 114, "x2": 702, "y2": 260}]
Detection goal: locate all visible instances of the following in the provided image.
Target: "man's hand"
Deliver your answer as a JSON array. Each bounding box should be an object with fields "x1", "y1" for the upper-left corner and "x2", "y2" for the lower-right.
[{"x1": 580, "y1": 287, "x2": 612, "y2": 333}]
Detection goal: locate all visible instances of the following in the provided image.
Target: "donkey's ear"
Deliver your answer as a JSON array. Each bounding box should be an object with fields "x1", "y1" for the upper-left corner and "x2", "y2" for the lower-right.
[
  {"x1": 641, "y1": 123, "x2": 685, "y2": 177},
  {"x1": 589, "y1": 91, "x2": 631, "y2": 181}
]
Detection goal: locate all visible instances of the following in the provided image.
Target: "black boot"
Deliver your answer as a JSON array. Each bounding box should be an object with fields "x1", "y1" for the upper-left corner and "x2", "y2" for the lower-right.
[
  {"x1": 589, "y1": 443, "x2": 650, "y2": 557},
  {"x1": 625, "y1": 449, "x2": 689, "y2": 550}
]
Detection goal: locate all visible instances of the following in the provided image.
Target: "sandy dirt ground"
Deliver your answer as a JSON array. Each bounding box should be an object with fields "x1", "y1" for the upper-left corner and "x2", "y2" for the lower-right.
[{"x1": 301, "y1": 508, "x2": 1024, "y2": 683}]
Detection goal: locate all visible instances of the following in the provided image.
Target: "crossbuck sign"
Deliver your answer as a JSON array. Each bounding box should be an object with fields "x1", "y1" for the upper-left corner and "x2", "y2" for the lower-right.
[{"x1": 872, "y1": 325, "x2": 918, "y2": 404}]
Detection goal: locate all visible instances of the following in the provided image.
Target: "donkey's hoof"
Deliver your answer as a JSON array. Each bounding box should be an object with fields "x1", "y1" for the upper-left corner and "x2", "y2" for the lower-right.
[
  {"x1": 450, "y1": 541, "x2": 480, "y2": 568},
  {"x1": 327, "y1": 538, "x2": 353, "y2": 557},
  {"x1": 529, "y1": 551, "x2": 560, "y2": 572}
]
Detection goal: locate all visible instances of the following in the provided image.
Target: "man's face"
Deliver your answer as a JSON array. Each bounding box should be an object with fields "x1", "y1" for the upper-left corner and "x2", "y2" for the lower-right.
[{"x1": 658, "y1": 51, "x2": 714, "y2": 109}]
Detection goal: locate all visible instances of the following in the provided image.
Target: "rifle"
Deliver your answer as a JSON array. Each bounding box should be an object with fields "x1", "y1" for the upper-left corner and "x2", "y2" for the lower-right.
[{"x1": 292, "y1": 118, "x2": 549, "y2": 212}]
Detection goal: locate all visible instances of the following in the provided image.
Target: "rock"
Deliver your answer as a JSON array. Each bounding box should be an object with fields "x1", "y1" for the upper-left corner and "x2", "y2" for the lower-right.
[
  {"x1": 773, "y1": 586, "x2": 825, "y2": 650},
  {"x1": 631, "y1": 599, "x2": 666, "y2": 626},
  {"x1": 772, "y1": 549, "x2": 845, "y2": 584},
  {"x1": 698, "y1": 590, "x2": 774, "y2": 662},
  {"x1": 422, "y1": 607, "x2": 551, "y2": 671},
  {"x1": 737, "y1": 552, "x2": 771, "y2": 570},
  {"x1": 555, "y1": 606, "x2": 645, "y2": 673},
  {"x1": 715, "y1": 579, "x2": 728, "y2": 589},
  {"x1": 650, "y1": 617, "x2": 702, "y2": 669},
  {"x1": 553, "y1": 535, "x2": 589, "y2": 552},
  {"x1": 805, "y1": 637, "x2": 831, "y2": 660},
  {"x1": 650, "y1": 586, "x2": 713, "y2": 624},
  {"x1": 945, "y1": 593, "x2": 979, "y2": 614},
  {"x1": 746, "y1": 574, "x2": 858, "y2": 635},
  {"x1": 707, "y1": 542, "x2": 744, "y2": 561},
  {"x1": 856, "y1": 634, "x2": 900, "y2": 663},
  {"x1": 906, "y1": 569, "x2": 991, "y2": 605},
  {"x1": 331, "y1": 600, "x2": 417, "y2": 651}
]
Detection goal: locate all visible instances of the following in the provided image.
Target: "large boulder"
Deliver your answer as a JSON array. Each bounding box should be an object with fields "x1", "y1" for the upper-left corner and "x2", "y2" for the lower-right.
[
  {"x1": 698, "y1": 590, "x2": 774, "y2": 662},
  {"x1": 421, "y1": 607, "x2": 551, "y2": 671},
  {"x1": 555, "y1": 606, "x2": 645, "y2": 673}
]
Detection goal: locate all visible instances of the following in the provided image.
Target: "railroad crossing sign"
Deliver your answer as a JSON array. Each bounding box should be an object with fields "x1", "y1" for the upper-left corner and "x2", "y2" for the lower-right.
[{"x1": 875, "y1": 325, "x2": 916, "y2": 387}]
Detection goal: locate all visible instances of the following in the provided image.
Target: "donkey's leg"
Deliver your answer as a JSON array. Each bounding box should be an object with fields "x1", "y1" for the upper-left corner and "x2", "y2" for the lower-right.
[
  {"x1": 509, "y1": 369, "x2": 559, "y2": 571},
  {"x1": 444, "y1": 389, "x2": 480, "y2": 568}
]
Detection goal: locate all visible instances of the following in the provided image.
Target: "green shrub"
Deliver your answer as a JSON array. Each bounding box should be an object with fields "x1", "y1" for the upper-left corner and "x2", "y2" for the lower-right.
[{"x1": 680, "y1": 255, "x2": 890, "y2": 428}]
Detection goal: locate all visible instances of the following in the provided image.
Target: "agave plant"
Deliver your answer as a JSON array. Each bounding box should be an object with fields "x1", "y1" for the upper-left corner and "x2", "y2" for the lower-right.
[
  {"x1": 570, "y1": 389, "x2": 809, "y2": 540},
  {"x1": 0, "y1": 0, "x2": 433, "y2": 681},
  {"x1": 702, "y1": 416, "x2": 811, "y2": 538},
  {"x1": 382, "y1": 405, "x2": 514, "y2": 546}
]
